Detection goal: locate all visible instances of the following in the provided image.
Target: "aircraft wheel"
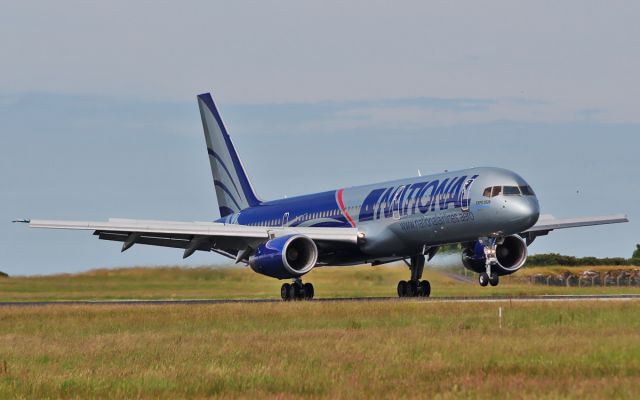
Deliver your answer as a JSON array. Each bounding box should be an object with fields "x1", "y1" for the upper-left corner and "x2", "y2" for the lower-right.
[
  {"x1": 281, "y1": 283, "x2": 291, "y2": 301},
  {"x1": 303, "y1": 283, "x2": 314, "y2": 300},
  {"x1": 489, "y1": 273, "x2": 499, "y2": 287},
  {"x1": 479, "y1": 273, "x2": 489, "y2": 287},
  {"x1": 295, "y1": 282, "x2": 306, "y2": 300},
  {"x1": 288, "y1": 283, "x2": 299, "y2": 300},
  {"x1": 419, "y1": 280, "x2": 431, "y2": 297},
  {"x1": 409, "y1": 280, "x2": 419, "y2": 297},
  {"x1": 397, "y1": 280, "x2": 408, "y2": 298}
]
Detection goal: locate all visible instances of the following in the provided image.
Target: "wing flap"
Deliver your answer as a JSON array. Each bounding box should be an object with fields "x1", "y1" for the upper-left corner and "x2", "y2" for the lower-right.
[{"x1": 97, "y1": 232, "x2": 202, "y2": 250}]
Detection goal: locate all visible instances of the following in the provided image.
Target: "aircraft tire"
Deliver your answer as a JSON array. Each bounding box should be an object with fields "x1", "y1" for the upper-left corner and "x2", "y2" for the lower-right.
[
  {"x1": 419, "y1": 280, "x2": 431, "y2": 297},
  {"x1": 303, "y1": 283, "x2": 314, "y2": 300},
  {"x1": 397, "y1": 280, "x2": 408, "y2": 298},
  {"x1": 489, "y1": 273, "x2": 499, "y2": 287},
  {"x1": 479, "y1": 273, "x2": 489, "y2": 287},
  {"x1": 288, "y1": 283, "x2": 299, "y2": 300},
  {"x1": 409, "y1": 280, "x2": 419, "y2": 297},
  {"x1": 281, "y1": 283, "x2": 291, "y2": 301}
]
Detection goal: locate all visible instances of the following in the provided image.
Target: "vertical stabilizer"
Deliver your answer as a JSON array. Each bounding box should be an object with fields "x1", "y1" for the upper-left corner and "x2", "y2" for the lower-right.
[{"x1": 197, "y1": 93, "x2": 261, "y2": 217}]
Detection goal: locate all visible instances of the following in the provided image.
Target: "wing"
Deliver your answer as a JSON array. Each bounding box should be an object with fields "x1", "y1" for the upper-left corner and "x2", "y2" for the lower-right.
[
  {"x1": 521, "y1": 214, "x2": 629, "y2": 245},
  {"x1": 20, "y1": 218, "x2": 358, "y2": 262}
]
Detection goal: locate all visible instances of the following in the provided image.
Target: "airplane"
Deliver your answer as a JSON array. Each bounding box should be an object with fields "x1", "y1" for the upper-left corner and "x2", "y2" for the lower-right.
[{"x1": 15, "y1": 93, "x2": 629, "y2": 301}]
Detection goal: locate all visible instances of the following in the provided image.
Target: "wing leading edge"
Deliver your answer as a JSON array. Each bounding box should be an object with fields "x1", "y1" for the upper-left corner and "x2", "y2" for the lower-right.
[{"x1": 521, "y1": 214, "x2": 629, "y2": 244}]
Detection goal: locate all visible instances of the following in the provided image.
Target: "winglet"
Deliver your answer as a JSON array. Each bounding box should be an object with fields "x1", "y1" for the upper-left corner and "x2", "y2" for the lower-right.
[{"x1": 12, "y1": 219, "x2": 31, "y2": 224}]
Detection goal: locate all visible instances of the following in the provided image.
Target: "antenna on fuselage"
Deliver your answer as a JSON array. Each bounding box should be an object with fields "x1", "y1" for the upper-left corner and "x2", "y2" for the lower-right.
[{"x1": 417, "y1": 169, "x2": 422, "y2": 177}]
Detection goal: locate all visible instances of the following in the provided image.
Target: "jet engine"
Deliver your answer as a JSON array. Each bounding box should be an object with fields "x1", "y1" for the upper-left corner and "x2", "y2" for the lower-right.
[
  {"x1": 249, "y1": 234, "x2": 318, "y2": 279},
  {"x1": 462, "y1": 235, "x2": 528, "y2": 276}
]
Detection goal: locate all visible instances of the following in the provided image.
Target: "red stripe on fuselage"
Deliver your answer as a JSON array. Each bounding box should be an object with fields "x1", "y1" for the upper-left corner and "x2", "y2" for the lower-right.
[{"x1": 337, "y1": 188, "x2": 356, "y2": 228}]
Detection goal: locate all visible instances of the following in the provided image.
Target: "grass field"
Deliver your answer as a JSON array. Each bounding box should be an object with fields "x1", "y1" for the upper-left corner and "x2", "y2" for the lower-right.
[
  {"x1": 0, "y1": 300, "x2": 639, "y2": 398},
  {"x1": 1, "y1": 264, "x2": 639, "y2": 301},
  {"x1": 1, "y1": 266, "x2": 639, "y2": 398}
]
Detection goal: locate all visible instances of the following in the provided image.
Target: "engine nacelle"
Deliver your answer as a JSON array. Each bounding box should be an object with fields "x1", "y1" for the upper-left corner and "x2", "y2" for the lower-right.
[
  {"x1": 462, "y1": 235, "x2": 528, "y2": 276},
  {"x1": 249, "y1": 234, "x2": 318, "y2": 279}
]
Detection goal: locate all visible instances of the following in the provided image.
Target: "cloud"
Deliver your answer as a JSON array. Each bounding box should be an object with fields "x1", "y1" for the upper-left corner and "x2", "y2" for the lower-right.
[
  {"x1": 228, "y1": 96, "x2": 626, "y2": 133},
  {"x1": 0, "y1": 1, "x2": 638, "y2": 123}
]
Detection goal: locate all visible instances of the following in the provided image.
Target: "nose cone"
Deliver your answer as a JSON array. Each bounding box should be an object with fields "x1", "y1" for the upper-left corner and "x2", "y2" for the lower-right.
[{"x1": 509, "y1": 196, "x2": 540, "y2": 229}]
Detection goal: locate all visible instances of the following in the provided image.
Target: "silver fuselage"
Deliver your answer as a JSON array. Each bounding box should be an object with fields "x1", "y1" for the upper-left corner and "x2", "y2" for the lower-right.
[{"x1": 224, "y1": 167, "x2": 540, "y2": 262}]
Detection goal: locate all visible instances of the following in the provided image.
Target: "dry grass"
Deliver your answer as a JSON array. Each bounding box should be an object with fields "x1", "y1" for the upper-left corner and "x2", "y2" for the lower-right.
[
  {"x1": 0, "y1": 300, "x2": 639, "y2": 398},
  {"x1": 1, "y1": 264, "x2": 640, "y2": 302}
]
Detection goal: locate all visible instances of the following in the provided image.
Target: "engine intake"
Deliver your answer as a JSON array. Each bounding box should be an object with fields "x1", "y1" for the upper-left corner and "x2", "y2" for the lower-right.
[
  {"x1": 249, "y1": 234, "x2": 318, "y2": 279},
  {"x1": 462, "y1": 235, "x2": 528, "y2": 275}
]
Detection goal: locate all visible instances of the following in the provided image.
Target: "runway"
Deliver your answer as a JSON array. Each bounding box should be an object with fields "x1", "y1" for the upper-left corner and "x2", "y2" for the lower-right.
[{"x1": 1, "y1": 294, "x2": 639, "y2": 307}]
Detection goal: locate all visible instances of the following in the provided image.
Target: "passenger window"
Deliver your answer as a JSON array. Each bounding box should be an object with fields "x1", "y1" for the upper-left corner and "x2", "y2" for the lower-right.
[
  {"x1": 504, "y1": 186, "x2": 521, "y2": 196},
  {"x1": 491, "y1": 186, "x2": 502, "y2": 197}
]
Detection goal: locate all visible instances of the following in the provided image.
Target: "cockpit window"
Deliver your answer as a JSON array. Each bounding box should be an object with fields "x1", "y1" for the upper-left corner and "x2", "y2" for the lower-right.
[
  {"x1": 484, "y1": 185, "x2": 534, "y2": 198},
  {"x1": 503, "y1": 186, "x2": 521, "y2": 196},
  {"x1": 519, "y1": 185, "x2": 535, "y2": 196}
]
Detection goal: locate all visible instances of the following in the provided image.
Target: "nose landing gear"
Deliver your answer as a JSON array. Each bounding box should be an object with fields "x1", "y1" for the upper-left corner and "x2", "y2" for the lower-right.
[
  {"x1": 479, "y1": 238, "x2": 500, "y2": 287},
  {"x1": 479, "y1": 272, "x2": 499, "y2": 287},
  {"x1": 398, "y1": 254, "x2": 431, "y2": 298}
]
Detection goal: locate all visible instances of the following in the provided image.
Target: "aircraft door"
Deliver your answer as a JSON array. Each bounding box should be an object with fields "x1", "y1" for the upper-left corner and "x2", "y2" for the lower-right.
[
  {"x1": 391, "y1": 186, "x2": 405, "y2": 220},
  {"x1": 282, "y1": 212, "x2": 289, "y2": 227},
  {"x1": 461, "y1": 178, "x2": 475, "y2": 212}
]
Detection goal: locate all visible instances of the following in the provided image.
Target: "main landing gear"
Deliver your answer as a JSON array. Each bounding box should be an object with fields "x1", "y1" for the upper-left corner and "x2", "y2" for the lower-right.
[
  {"x1": 398, "y1": 254, "x2": 431, "y2": 298},
  {"x1": 281, "y1": 279, "x2": 314, "y2": 301},
  {"x1": 478, "y1": 238, "x2": 500, "y2": 287}
]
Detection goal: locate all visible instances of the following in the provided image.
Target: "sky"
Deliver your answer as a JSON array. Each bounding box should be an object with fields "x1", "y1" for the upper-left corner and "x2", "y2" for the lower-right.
[{"x1": 1, "y1": 1, "x2": 638, "y2": 275}]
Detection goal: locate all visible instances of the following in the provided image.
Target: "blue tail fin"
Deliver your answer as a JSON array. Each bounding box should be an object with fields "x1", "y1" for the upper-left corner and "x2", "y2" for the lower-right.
[{"x1": 197, "y1": 93, "x2": 262, "y2": 217}]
